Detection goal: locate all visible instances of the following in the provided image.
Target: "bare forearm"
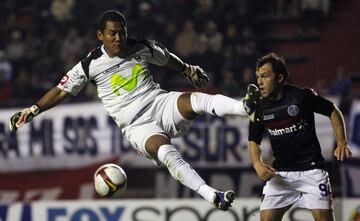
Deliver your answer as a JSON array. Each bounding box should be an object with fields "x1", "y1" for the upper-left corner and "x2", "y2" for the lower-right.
[
  {"x1": 36, "y1": 87, "x2": 69, "y2": 113},
  {"x1": 248, "y1": 141, "x2": 263, "y2": 168},
  {"x1": 330, "y1": 105, "x2": 348, "y2": 146}
]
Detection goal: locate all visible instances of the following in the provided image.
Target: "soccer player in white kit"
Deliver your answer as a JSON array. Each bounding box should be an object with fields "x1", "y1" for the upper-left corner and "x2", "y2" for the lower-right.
[{"x1": 9, "y1": 10, "x2": 256, "y2": 210}]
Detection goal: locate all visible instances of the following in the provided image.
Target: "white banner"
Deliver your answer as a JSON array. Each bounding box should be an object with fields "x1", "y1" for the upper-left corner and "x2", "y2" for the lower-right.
[
  {"x1": 0, "y1": 96, "x2": 339, "y2": 172},
  {"x1": 349, "y1": 99, "x2": 360, "y2": 157},
  {"x1": 341, "y1": 199, "x2": 360, "y2": 221},
  {"x1": 0, "y1": 103, "x2": 253, "y2": 171},
  {"x1": 0, "y1": 103, "x2": 130, "y2": 172}
]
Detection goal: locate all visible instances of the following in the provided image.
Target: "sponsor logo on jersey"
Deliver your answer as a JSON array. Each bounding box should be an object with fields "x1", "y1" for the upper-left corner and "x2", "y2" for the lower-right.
[
  {"x1": 267, "y1": 124, "x2": 298, "y2": 136},
  {"x1": 263, "y1": 114, "x2": 274, "y2": 120},
  {"x1": 267, "y1": 119, "x2": 308, "y2": 136},
  {"x1": 60, "y1": 74, "x2": 69, "y2": 85},
  {"x1": 287, "y1": 104, "x2": 299, "y2": 117},
  {"x1": 99, "y1": 62, "x2": 122, "y2": 75}
]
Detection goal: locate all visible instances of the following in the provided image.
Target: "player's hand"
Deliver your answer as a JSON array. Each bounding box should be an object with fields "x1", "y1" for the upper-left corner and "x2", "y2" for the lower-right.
[
  {"x1": 243, "y1": 84, "x2": 262, "y2": 122},
  {"x1": 183, "y1": 64, "x2": 209, "y2": 88},
  {"x1": 9, "y1": 105, "x2": 40, "y2": 132},
  {"x1": 334, "y1": 144, "x2": 353, "y2": 161},
  {"x1": 254, "y1": 163, "x2": 277, "y2": 181}
]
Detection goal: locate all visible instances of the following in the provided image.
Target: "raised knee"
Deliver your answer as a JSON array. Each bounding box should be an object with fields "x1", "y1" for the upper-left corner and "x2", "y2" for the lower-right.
[
  {"x1": 179, "y1": 92, "x2": 198, "y2": 120},
  {"x1": 144, "y1": 134, "x2": 170, "y2": 159}
]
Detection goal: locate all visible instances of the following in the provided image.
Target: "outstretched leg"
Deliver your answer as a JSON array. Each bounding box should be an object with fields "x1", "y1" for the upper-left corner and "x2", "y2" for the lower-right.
[
  {"x1": 177, "y1": 92, "x2": 248, "y2": 120},
  {"x1": 145, "y1": 134, "x2": 234, "y2": 210}
]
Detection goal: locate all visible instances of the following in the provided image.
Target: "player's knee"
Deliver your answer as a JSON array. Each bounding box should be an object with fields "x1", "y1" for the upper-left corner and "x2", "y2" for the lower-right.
[
  {"x1": 157, "y1": 144, "x2": 186, "y2": 179},
  {"x1": 178, "y1": 92, "x2": 198, "y2": 120},
  {"x1": 144, "y1": 134, "x2": 170, "y2": 159}
]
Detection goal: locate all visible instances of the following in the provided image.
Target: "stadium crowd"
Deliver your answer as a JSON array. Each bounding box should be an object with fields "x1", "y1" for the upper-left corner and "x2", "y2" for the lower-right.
[{"x1": 0, "y1": 0, "x2": 335, "y2": 106}]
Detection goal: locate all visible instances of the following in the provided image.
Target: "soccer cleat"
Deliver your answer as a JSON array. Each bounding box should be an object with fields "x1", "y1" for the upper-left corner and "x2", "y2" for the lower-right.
[
  {"x1": 213, "y1": 190, "x2": 235, "y2": 211},
  {"x1": 243, "y1": 84, "x2": 262, "y2": 122}
]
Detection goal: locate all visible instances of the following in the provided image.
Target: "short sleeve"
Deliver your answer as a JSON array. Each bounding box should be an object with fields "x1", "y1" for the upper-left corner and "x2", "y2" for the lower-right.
[
  {"x1": 248, "y1": 121, "x2": 265, "y2": 144},
  {"x1": 57, "y1": 62, "x2": 88, "y2": 96},
  {"x1": 143, "y1": 40, "x2": 170, "y2": 66},
  {"x1": 304, "y1": 88, "x2": 334, "y2": 117}
]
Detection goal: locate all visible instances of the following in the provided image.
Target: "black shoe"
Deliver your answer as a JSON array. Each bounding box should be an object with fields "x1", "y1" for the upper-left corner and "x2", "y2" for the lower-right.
[{"x1": 213, "y1": 190, "x2": 235, "y2": 211}]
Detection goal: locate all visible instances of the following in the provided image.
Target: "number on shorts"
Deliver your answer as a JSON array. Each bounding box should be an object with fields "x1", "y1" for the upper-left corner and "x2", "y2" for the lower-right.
[{"x1": 319, "y1": 183, "x2": 328, "y2": 197}]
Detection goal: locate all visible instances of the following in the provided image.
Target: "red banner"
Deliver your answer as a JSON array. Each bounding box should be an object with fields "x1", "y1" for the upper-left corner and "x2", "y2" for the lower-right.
[{"x1": 0, "y1": 159, "x2": 118, "y2": 202}]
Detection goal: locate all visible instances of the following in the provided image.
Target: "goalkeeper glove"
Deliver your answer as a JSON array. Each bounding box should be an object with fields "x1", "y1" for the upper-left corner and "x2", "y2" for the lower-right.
[
  {"x1": 243, "y1": 84, "x2": 262, "y2": 122},
  {"x1": 9, "y1": 105, "x2": 40, "y2": 132},
  {"x1": 183, "y1": 64, "x2": 209, "y2": 88}
]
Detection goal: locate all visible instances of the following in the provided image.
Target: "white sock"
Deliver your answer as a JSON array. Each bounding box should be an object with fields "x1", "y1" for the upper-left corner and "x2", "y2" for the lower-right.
[
  {"x1": 190, "y1": 93, "x2": 247, "y2": 117},
  {"x1": 157, "y1": 144, "x2": 216, "y2": 202},
  {"x1": 198, "y1": 184, "x2": 217, "y2": 203}
]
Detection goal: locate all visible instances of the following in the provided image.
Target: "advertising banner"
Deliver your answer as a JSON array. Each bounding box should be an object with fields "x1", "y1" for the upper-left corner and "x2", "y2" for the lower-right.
[
  {"x1": 341, "y1": 199, "x2": 360, "y2": 221},
  {"x1": 4, "y1": 198, "x2": 359, "y2": 221},
  {"x1": 0, "y1": 166, "x2": 263, "y2": 201},
  {"x1": 0, "y1": 199, "x2": 319, "y2": 221},
  {"x1": 340, "y1": 160, "x2": 360, "y2": 197},
  {"x1": 349, "y1": 99, "x2": 360, "y2": 157},
  {"x1": 0, "y1": 97, "x2": 339, "y2": 172}
]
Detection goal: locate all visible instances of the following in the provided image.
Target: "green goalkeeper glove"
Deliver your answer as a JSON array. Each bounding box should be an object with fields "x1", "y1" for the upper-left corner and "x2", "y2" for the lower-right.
[{"x1": 9, "y1": 105, "x2": 40, "y2": 132}]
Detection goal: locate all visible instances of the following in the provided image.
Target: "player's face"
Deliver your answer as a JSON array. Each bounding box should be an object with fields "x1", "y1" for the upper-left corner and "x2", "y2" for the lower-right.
[
  {"x1": 97, "y1": 20, "x2": 127, "y2": 57},
  {"x1": 256, "y1": 63, "x2": 283, "y2": 100}
]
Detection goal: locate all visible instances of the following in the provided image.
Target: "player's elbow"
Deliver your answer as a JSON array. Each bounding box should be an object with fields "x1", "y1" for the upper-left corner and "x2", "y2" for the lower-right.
[{"x1": 52, "y1": 87, "x2": 70, "y2": 100}]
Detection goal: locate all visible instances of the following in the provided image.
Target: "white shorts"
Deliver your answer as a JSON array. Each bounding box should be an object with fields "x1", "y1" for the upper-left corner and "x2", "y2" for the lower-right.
[
  {"x1": 121, "y1": 91, "x2": 192, "y2": 160},
  {"x1": 260, "y1": 169, "x2": 333, "y2": 211}
]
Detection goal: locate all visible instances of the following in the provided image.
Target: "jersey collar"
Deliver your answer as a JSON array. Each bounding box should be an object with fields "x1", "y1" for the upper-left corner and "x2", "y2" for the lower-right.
[{"x1": 101, "y1": 45, "x2": 112, "y2": 59}]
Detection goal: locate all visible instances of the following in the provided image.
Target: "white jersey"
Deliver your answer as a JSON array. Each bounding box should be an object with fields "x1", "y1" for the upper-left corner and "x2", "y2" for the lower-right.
[{"x1": 57, "y1": 39, "x2": 171, "y2": 128}]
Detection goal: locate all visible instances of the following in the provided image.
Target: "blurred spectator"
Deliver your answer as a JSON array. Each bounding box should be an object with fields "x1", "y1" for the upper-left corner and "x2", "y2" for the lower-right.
[
  {"x1": 0, "y1": 0, "x2": 266, "y2": 105},
  {"x1": 24, "y1": 31, "x2": 41, "y2": 65},
  {"x1": 175, "y1": 21, "x2": 198, "y2": 58},
  {"x1": 300, "y1": 0, "x2": 330, "y2": 33},
  {"x1": 0, "y1": 50, "x2": 13, "y2": 100},
  {"x1": 329, "y1": 66, "x2": 351, "y2": 97},
  {"x1": 220, "y1": 69, "x2": 239, "y2": 97},
  {"x1": 195, "y1": 21, "x2": 223, "y2": 76},
  {"x1": 6, "y1": 30, "x2": 25, "y2": 65},
  {"x1": 329, "y1": 66, "x2": 352, "y2": 116},
  {"x1": 199, "y1": 21, "x2": 223, "y2": 54},
  {"x1": 0, "y1": 51, "x2": 13, "y2": 82},
  {"x1": 162, "y1": 22, "x2": 178, "y2": 49},
  {"x1": 192, "y1": 0, "x2": 215, "y2": 32},
  {"x1": 241, "y1": 66, "x2": 255, "y2": 92},
  {"x1": 51, "y1": 0, "x2": 75, "y2": 23},
  {"x1": 60, "y1": 28, "x2": 84, "y2": 70},
  {"x1": 134, "y1": 2, "x2": 157, "y2": 39}
]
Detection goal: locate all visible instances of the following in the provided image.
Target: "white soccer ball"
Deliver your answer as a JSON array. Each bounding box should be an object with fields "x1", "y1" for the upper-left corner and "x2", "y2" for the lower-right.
[{"x1": 94, "y1": 163, "x2": 127, "y2": 197}]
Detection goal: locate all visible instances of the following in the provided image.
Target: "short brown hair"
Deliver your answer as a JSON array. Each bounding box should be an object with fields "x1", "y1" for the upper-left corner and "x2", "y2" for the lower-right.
[{"x1": 256, "y1": 53, "x2": 289, "y2": 82}]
